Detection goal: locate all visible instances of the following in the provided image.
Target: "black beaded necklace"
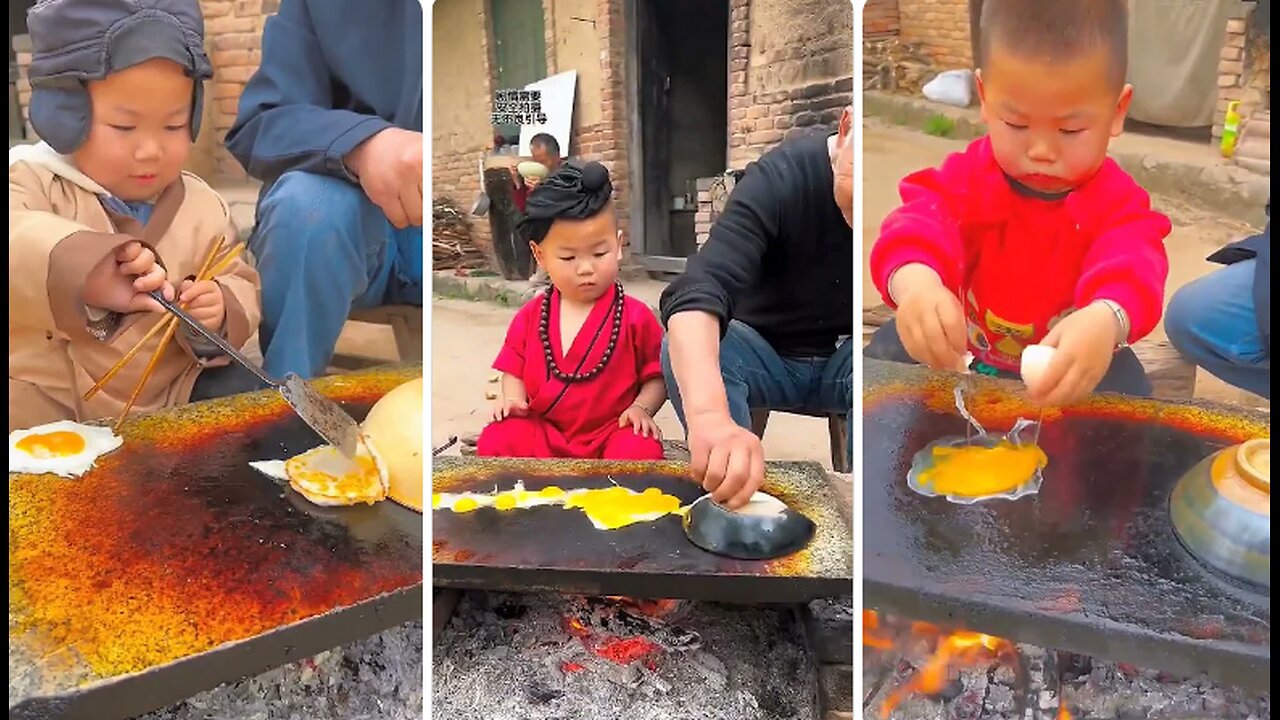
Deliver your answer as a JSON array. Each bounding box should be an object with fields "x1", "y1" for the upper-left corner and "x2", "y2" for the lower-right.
[{"x1": 539, "y1": 281, "x2": 625, "y2": 383}]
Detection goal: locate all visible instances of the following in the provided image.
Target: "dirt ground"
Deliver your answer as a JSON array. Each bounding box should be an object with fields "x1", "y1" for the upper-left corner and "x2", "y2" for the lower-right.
[{"x1": 862, "y1": 122, "x2": 1267, "y2": 408}]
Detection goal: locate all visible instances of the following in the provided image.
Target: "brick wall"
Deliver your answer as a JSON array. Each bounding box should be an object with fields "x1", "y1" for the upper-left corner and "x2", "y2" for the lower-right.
[
  {"x1": 1214, "y1": 9, "x2": 1270, "y2": 139},
  {"x1": 897, "y1": 0, "x2": 973, "y2": 70},
  {"x1": 431, "y1": 0, "x2": 631, "y2": 254},
  {"x1": 590, "y1": 0, "x2": 631, "y2": 248},
  {"x1": 14, "y1": 34, "x2": 32, "y2": 139},
  {"x1": 200, "y1": 0, "x2": 276, "y2": 179},
  {"x1": 729, "y1": 0, "x2": 854, "y2": 169},
  {"x1": 431, "y1": 0, "x2": 495, "y2": 251},
  {"x1": 864, "y1": 0, "x2": 901, "y2": 39}
]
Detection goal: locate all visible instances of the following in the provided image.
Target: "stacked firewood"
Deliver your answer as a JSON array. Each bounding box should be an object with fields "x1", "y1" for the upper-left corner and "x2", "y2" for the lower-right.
[
  {"x1": 863, "y1": 37, "x2": 934, "y2": 94},
  {"x1": 432, "y1": 198, "x2": 488, "y2": 271}
]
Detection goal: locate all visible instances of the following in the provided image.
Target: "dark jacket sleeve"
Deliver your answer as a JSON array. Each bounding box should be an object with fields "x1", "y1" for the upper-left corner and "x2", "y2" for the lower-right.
[
  {"x1": 224, "y1": 0, "x2": 392, "y2": 184},
  {"x1": 658, "y1": 165, "x2": 780, "y2": 334}
]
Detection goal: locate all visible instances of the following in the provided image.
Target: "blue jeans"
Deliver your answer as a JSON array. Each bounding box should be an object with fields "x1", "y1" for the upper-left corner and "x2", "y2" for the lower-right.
[
  {"x1": 249, "y1": 172, "x2": 424, "y2": 378},
  {"x1": 1166, "y1": 260, "x2": 1270, "y2": 399},
  {"x1": 661, "y1": 320, "x2": 854, "y2": 466}
]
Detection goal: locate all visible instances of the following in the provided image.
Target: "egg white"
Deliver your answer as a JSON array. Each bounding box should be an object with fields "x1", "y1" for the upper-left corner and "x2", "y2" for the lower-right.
[{"x1": 8, "y1": 421, "x2": 123, "y2": 478}]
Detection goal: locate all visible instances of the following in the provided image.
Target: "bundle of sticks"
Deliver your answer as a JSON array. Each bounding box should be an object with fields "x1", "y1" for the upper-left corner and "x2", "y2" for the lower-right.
[
  {"x1": 862, "y1": 37, "x2": 935, "y2": 94},
  {"x1": 83, "y1": 235, "x2": 245, "y2": 432},
  {"x1": 433, "y1": 198, "x2": 488, "y2": 271}
]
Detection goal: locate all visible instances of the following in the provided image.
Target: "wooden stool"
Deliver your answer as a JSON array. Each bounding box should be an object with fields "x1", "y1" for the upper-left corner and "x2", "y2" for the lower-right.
[
  {"x1": 331, "y1": 304, "x2": 424, "y2": 369},
  {"x1": 750, "y1": 408, "x2": 850, "y2": 473}
]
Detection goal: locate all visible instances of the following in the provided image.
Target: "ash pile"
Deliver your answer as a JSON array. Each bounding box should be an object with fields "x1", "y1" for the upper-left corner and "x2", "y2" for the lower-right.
[
  {"x1": 864, "y1": 612, "x2": 1270, "y2": 720},
  {"x1": 138, "y1": 620, "x2": 423, "y2": 720},
  {"x1": 434, "y1": 591, "x2": 817, "y2": 720}
]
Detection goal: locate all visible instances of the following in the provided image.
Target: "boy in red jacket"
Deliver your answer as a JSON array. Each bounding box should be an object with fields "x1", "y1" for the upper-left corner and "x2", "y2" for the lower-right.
[{"x1": 868, "y1": 0, "x2": 1171, "y2": 406}]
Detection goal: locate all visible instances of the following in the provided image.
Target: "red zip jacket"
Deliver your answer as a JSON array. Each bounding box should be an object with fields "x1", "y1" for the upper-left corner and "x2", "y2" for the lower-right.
[{"x1": 871, "y1": 137, "x2": 1171, "y2": 371}]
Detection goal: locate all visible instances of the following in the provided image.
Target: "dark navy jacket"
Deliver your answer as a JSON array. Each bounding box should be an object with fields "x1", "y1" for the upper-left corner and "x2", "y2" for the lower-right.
[
  {"x1": 225, "y1": 0, "x2": 423, "y2": 187},
  {"x1": 1207, "y1": 201, "x2": 1270, "y2": 356}
]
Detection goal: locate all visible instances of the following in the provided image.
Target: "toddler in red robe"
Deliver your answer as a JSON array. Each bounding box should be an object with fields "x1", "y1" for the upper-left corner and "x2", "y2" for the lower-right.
[
  {"x1": 477, "y1": 162, "x2": 667, "y2": 460},
  {"x1": 867, "y1": 0, "x2": 1172, "y2": 407}
]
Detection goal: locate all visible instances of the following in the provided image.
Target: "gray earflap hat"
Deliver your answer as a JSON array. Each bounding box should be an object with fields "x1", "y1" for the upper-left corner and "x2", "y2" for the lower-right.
[{"x1": 26, "y1": 0, "x2": 214, "y2": 154}]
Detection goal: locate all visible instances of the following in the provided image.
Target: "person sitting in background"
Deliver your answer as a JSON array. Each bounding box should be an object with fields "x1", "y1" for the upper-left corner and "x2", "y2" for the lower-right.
[
  {"x1": 1166, "y1": 202, "x2": 1270, "y2": 399},
  {"x1": 225, "y1": 0, "x2": 424, "y2": 379}
]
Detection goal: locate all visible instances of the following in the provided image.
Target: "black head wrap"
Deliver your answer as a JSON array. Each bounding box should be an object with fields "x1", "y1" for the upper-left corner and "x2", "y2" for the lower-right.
[{"x1": 520, "y1": 161, "x2": 613, "y2": 243}]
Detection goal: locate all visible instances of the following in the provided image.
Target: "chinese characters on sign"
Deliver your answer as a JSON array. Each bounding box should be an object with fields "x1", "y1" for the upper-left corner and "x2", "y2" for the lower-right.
[{"x1": 491, "y1": 89, "x2": 547, "y2": 126}]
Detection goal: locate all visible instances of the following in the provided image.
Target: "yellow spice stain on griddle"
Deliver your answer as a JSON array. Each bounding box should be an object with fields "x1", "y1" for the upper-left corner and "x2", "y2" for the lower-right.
[{"x1": 919, "y1": 441, "x2": 1048, "y2": 497}]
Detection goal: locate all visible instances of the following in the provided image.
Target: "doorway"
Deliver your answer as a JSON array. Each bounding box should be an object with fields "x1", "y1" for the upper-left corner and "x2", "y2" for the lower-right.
[{"x1": 630, "y1": 0, "x2": 729, "y2": 271}]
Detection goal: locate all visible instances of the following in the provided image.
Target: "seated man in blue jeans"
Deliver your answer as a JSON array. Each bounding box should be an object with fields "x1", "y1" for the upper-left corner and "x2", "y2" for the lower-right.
[
  {"x1": 225, "y1": 0, "x2": 423, "y2": 378},
  {"x1": 660, "y1": 106, "x2": 854, "y2": 509},
  {"x1": 1166, "y1": 202, "x2": 1270, "y2": 399}
]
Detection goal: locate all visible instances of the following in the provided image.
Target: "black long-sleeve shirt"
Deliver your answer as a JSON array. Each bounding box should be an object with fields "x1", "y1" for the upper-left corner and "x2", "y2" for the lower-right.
[{"x1": 659, "y1": 131, "x2": 854, "y2": 358}]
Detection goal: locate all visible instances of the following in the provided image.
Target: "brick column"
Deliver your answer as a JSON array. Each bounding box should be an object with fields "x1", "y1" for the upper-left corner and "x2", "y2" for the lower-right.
[
  {"x1": 897, "y1": 0, "x2": 972, "y2": 70},
  {"x1": 592, "y1": 0, "x2": 632, "y2": 247},
  {"x1": 1213, "y1": 10, "x2": 1269, "y2": 140},
  {"x1": 14, "y1": 34, "x2": 33, "y2": 140},
  {"x1": 200, "y1": 0, "x2": 277, "y2": 179}
]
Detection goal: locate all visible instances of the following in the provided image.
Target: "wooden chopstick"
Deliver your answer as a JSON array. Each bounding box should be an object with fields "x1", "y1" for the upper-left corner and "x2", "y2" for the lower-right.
[
  {"x1": 111, "y1": 236, "x2": 247, "y2": 428},
  {"x1": 86, "y1": 235, "x2": 224, "y2": 401},
  {"x1": 114, "y1": 316, "x2": 181, "y2": 433}
]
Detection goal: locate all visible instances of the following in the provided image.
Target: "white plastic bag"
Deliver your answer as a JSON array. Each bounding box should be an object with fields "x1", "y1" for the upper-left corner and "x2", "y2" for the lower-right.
[{"x1": 922, "y1": 69, "x2": 975, "y2": 108}]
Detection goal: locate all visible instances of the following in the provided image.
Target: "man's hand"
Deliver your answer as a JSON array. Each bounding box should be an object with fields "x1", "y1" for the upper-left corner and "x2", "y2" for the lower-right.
[
  {"x1": 345, "y1": 127, "x2": 424, "y2": 229},
  {"x1": 892, "y1": 264, "x2": 967, "y2": 370},
  {"x1": 687, "y1": 410, "x2": 765, "y2": 510},
  {"x1": 83, "y1": 240, "x2": 174, "y2": 314},
  {"x1": 178, "y1": 279, "x2": 225, "y2": 330},
  {"x1": 1027, "y1": 302, "x2": 1122, "y2": 406}
]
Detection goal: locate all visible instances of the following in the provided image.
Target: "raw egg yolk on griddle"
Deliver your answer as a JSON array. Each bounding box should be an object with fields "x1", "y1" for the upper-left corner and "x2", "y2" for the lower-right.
[
  {"x1": 563, "y1": 487, "x2": 683, "y2": 530},
  {"x1": 431, "y1": 484, "x2": 683, "y2": 530},
  {"x1": 918, "y1": 440, "x2": 1047, "y2": 497}
]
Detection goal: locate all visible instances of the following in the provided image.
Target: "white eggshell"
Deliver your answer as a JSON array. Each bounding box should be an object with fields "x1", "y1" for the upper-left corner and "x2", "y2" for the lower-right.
[{"x1": 1020, "y1": 345, "x2": 1056, "y2": 388}]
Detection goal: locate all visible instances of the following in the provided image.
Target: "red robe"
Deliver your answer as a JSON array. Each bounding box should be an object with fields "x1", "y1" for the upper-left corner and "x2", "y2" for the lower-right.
[
  {"x1": 477, "y1": 285, "x2": 665, "y2": 460},
  {"x1": 870, "y1": 136, "x2": 1171, "y2": 372}
]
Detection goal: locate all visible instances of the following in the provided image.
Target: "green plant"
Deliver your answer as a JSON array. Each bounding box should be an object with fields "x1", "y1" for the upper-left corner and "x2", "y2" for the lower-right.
[{"x1": 923, "y1": 114, "x2": 956, "y2": 138}]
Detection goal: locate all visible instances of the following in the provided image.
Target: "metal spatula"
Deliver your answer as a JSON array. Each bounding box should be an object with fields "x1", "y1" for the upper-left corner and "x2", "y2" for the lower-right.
[{"x1": 150, "y1": 291, "x2": 361, "y2": 458}]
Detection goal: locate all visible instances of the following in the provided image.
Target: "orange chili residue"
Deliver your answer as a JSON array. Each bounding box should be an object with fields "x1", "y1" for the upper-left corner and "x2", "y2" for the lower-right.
[{"x1": 9, "y1": 368, "x2": 422, "y2": 681}]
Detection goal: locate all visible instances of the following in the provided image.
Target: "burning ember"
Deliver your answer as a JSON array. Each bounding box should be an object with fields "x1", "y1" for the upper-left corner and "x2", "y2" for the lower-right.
[
  {"x1": 865, "y1": 610, "x2": 1052, "y2": 718},
  {"x1": 553, "y1": 596, "x2": 695, "y2": 679}
]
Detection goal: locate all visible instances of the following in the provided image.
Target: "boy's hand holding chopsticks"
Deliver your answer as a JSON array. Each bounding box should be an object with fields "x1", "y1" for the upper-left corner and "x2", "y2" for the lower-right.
[{"x1": 83, "y1": 240, "x2": 175, "y2": 315}]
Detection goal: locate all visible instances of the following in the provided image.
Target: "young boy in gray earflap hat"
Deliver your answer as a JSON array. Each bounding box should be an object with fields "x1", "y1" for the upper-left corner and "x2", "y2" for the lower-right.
[{"x1": 9, "y1": 0, "x2": 263, "y2": 432}]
